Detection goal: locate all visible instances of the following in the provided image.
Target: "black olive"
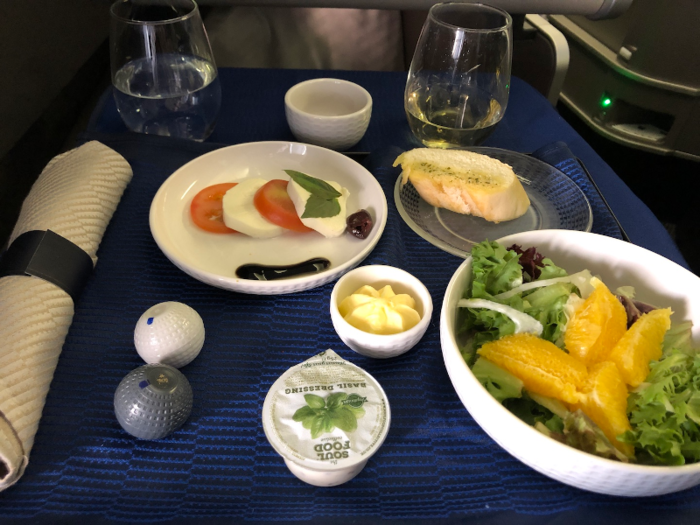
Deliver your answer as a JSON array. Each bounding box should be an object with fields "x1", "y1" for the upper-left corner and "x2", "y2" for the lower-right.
[{"x1": 346, "y1": 209, "x2": 373, "y2": 239}]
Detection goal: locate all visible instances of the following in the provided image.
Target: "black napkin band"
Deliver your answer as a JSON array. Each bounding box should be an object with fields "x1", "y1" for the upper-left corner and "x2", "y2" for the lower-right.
[{"x1": 0, "y1": 230, "x2": 94, "y2": 303}]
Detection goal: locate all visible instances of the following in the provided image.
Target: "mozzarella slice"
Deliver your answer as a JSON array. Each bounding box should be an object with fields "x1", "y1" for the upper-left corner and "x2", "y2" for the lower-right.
[
  {"x1": 287, "y1": 179, "x2": 350, "y2": 238},
  {"x1": 222, "y1": 178, "x2": 285, "y2": 238}
]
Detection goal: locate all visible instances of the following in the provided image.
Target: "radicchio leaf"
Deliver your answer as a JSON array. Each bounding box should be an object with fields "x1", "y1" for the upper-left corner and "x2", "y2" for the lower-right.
[
  {"x1": 508, "y1": 244, "x2": 545, "y2": 281},
  {"x1": 616, "y1": 294, "x2": 658, "y2": 328}
]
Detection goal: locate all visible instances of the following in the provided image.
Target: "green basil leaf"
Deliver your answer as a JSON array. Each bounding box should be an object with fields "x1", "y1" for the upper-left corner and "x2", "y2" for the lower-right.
[
  {"x1": 292, "y1": 405, "x2": 316, "y2": 423},
  {"x1": 326, "y1": 392, "x2": 348, "y2": 410},
  {"x1": 285, "y1": 170, "x2": 341, "y2": 200},
  {"x1": 310, "y1": 414, "x2": 327, "y2": 439},
  {"x1": 305, "y1": 394, "x2": 325, "y2": 409},
  {"x1": 323, "y1": 414, "x2": 336, "y2": 433},
  {"x1": 302, "y1": 195, "x2": 341, "y2": 219},
  {"x1": 330, "y1": 407, "x2": 358, "y2": 432}
]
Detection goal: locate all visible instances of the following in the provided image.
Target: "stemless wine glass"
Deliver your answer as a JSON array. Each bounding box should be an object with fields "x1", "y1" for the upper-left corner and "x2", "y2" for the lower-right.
[
  {"x1": 109, "y1": 0, "x2": 221, "y2": 141},
  {"x1": 405, "y1": 3, "x2": 512, "y2": 148}
]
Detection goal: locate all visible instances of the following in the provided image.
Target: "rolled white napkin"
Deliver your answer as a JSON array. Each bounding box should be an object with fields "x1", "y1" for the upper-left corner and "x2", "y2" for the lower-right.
[{"x1": 0, "y1": 141, "x2": 132, "y2": 490}]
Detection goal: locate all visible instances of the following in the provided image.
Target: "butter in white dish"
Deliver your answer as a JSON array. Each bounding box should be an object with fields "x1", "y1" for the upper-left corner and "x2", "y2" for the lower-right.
[
  {"x1": 262, "y1": 349, "x2": 391, "y2": 486},
  {"x1": 339, "y1": 284, "x2": 421, "y2": 335}
]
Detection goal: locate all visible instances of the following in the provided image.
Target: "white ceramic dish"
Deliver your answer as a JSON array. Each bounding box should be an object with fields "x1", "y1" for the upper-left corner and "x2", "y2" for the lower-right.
[
  {"x1": 150, "y1": 142, "x2": 387, "y2": 295},
  {"x1": 330, "y1": 265, "x2": 433, "y2": 358},
  {"x1": 440, "y1": 229, "x2": 700, "y2": 496},
  {"x1": 285, "y1": 78, "x2": 372, "y2": 151}
]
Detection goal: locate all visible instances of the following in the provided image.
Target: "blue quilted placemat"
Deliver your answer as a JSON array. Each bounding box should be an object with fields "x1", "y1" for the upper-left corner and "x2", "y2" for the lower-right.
[
  {"x1": 1, "y1": 133, "x2": 698, "y2": 525},
  {"x1": 530, "y1": 141, "x2": 623, "y2": 240}
]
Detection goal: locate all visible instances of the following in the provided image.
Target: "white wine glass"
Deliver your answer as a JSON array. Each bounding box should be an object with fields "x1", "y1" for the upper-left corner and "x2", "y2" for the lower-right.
[
  {"x1": 109, "y1": 0, "x2": 221, "y2": 141},
  {"x1": 405, "y1": 2, "x2": 512, "y2": 148}
]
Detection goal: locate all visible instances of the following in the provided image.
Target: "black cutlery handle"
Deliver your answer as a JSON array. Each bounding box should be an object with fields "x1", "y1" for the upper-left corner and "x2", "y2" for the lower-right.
[{"x1": 575, "y1": 157, "x2": 631, "y2": 242}]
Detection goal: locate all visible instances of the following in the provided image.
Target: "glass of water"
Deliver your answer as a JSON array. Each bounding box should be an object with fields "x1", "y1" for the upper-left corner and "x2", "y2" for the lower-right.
[
  {"x1": 405, "y1": 3, "x2": 512, "y2": 148},
  {"x1": 109, "y1": 0, "x2": 221, "y2": 141}
]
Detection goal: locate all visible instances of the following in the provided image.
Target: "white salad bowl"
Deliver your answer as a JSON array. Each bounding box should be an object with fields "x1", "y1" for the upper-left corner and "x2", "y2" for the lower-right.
[
  {"x1": 331, "y1": 265, "x2": 433, "y2": 358},
  {"x1": 440, "y1": 229, "x2": 700, "y2": 496}
]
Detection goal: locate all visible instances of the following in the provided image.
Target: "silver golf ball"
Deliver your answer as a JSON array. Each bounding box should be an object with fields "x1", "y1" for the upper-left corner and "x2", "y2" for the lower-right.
[{"x1": 114, "y1": 364, "x2": 193, "y2": 440}]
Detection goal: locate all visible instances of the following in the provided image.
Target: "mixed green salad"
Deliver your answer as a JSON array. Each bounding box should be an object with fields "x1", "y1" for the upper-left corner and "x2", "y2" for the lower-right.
[{"x1": 459, "y1": 240, "x2": 700, "y2": 466}]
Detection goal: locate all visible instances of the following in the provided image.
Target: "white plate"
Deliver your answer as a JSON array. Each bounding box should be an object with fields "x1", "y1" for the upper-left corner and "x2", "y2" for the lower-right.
[
  {"x1": 441, "y1": 230, "x2": 700, "y2": 496},
  {"x1": 150, "y1": 142, "x2": 387, "y2": 295},
  {"x1": 395, "y1": 148, "x2": 593, "y2": 258}
]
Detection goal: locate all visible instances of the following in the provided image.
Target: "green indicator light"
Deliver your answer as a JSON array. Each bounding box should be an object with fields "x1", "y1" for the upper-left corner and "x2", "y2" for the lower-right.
[{"x1": 601, "y1": 96, "x2": 612, "y2": 108}]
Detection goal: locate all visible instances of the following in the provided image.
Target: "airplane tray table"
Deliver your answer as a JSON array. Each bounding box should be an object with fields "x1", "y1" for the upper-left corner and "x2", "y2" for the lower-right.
[{"x1": 0, "y1": 68, "x2": 695, "y2": 524}]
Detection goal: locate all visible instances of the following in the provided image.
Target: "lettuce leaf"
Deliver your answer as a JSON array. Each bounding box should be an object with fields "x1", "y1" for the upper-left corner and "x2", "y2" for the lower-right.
[
  {"x1": 620, "y1": 349, "x2": 700, "y2": 465},
  {"x1": 472, "y1": 357, "x2": 523, "y2": 403},
  {"x1": 662, "y1": 320, "x2": 694, "y2": 356},
  {"x1": 460, "y1": 241, "x2": 578, "y2": 348},
  {"x1": 504, "y1": 393, "x2": 564, "y2": 434},
  {"x1": 470, "y1": 241, "x2": 524, "y2": 299},
  {"x1": 562, "y1": 410, "x2": 631, "y2": 462},
  {"x1": 521, "y1": 283, "x2": 576, "y2": 345},
  {"x1": 471, "y1": 357, "x2": 566, "y2": 435},
  {"x1": 538, "y1": 257, "x2": 569, "y2": 280}
]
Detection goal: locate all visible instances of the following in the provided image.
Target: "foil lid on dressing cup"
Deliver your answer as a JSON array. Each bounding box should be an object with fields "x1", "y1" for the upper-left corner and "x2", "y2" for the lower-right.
[{"x1": 262, "y1": 349, "x2": 391, "y2": 487}]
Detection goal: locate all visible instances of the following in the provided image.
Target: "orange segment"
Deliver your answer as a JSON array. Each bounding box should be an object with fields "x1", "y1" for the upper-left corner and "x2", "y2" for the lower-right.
[
  {"x1": 564, "y1": 278, "x2": 627, "y2": 365},
  {"x1": 573, "y1": 361, "x2": 634, "y2": 457},
  {"x1": 609, "y1": 308, "x2": 672, "y2": 387},
  {"x1": 478, "y1": 333, "x2": 588, "y2": 404}
]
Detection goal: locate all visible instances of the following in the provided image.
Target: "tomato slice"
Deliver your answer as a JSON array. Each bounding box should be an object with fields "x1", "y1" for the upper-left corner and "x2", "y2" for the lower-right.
[
  {"x1": 190, "y1": 183, "x2": 238, "y2": 233},
  {"x1": 254, "y1": 180, "x2": 312, "y2": 233}
]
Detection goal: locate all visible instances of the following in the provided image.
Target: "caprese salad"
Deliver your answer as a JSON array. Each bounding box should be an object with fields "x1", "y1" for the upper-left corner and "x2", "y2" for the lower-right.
[{"x1": 189, "y1": 170, "x2": 372, "y2": 239}]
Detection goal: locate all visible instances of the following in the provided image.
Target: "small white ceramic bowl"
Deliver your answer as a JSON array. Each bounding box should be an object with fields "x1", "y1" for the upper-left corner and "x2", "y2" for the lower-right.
[
  {"x1": 330, "y1": 265, "x2": 433, "y2": 358},
  {"x1": 285, "y1": 78, "x2": 372, "y2": 151},
  {"x1": 441, "y1": 229, "x2": 700, "y2": 497}
]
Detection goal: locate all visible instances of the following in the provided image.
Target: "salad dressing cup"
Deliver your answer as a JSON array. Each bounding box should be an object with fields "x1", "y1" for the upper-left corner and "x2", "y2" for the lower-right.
[{"x1": 262, "y1": 350, "x2": 391, "y2": 486}]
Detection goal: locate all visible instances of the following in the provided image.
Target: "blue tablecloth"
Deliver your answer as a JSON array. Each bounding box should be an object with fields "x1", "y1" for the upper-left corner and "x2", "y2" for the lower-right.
[{"x1": 1, "y1": 68, "x2": 696, "y2": 524}]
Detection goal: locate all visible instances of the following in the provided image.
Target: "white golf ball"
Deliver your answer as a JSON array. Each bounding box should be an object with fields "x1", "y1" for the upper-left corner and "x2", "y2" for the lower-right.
[{"x1": 134, "y1": 302, "x2": 205, "y2": 368}]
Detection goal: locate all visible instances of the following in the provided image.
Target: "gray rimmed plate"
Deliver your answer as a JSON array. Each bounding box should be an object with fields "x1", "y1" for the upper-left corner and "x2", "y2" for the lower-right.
[{"x1": 394, "y1": 147, "x2": 593, "y2": 258}]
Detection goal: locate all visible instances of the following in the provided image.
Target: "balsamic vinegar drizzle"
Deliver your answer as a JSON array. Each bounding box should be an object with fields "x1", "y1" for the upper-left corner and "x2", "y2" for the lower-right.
[{"x1": 236, "y1": 258, "x2": 331, "y2": 281}]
